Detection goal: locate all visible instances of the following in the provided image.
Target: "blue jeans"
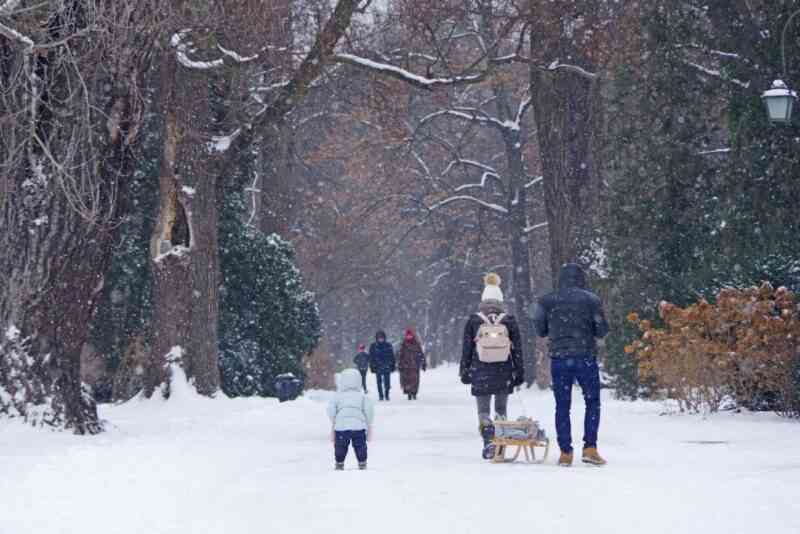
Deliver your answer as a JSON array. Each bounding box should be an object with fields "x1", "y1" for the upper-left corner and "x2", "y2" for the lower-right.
[
  {"x1": 551, "y1": 356, "x2": 601, "y2": 453},
  {"x1": 375, "y1": 372, "x2": 391, "y2": 399},
  {"x1": 335, "y1": 430, "x2": 368, "y2": 464}
]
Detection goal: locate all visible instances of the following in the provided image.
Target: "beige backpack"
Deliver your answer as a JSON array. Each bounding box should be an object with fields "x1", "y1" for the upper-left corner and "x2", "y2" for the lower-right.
[{"x1": 475, "y1": 312, "x2": 511, "y2": 363}]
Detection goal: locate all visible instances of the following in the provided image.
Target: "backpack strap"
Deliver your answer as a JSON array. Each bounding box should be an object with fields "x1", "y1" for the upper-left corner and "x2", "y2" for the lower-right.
[{"x1": 478, "y1": 312, "x2": 506, "y2": 325}]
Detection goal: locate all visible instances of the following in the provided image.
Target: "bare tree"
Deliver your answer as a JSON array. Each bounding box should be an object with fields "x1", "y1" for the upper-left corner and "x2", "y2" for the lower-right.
[
  {"x1": 142, "y1": 0, "x2": 373, "y2": 398},
  {"x1": 0, "y1": 0, "x2": 162, "y2": 433}
]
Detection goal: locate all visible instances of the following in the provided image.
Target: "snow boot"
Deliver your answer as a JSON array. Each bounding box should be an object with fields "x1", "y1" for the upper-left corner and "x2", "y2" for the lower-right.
[
  {"x1": 335, "y1": 463, "x2": 345, "y2": 471},
  {"x1": 582, "y1": 447, "x2": 607, "y2": 466},
  {"x1": 480, "y1": 422, "x2": 496, "y2": 460},
  {"x1": 358, "y1": 462, "x2": 367, "y2": 471},
  {"x1": 558, "y1": 451, "x2": 574, "y2": 467},
  {"x1": 408, "y1": 393, "x2": 413, "y2": 400}
]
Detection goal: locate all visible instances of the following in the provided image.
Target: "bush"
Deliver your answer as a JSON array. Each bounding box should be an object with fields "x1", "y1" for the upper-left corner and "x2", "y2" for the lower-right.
[
  {"x1": 218, "y1": 196, "x2": 320, "y2": 397},
  {"x1": 626, "y1": 283, "x2": 800, "y2": 416}
]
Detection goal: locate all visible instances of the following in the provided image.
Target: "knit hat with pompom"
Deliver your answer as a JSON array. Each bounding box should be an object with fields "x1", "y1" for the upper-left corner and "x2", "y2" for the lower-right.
[{"x1": 481, "y1": 273, "x2": 504, "y2": 303}]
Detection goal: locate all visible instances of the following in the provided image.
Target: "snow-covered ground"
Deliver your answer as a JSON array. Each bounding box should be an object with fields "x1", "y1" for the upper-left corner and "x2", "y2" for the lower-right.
[{"x1": 2, "y1": 365, "x2": 799, "y2": 534}]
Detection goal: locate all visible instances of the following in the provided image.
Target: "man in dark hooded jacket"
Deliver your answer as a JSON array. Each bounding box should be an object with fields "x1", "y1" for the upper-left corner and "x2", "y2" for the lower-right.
[
  {"x1": 531, "y1": 263, "x2": 609, "y2": 467},
  {"x1": 368, "y1": 331, "x2": 395, "y2": 401}
]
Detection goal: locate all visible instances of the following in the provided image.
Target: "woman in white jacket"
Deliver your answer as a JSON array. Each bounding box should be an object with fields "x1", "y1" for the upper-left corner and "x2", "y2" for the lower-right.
[{"x1": 327, "y1": 368, "x2": 375, "y2": 470}]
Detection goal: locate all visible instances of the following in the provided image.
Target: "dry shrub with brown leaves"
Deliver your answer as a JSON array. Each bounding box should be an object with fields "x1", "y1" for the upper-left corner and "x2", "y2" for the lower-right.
[{"x1": 626, "y1": 283, "x2": 800, "y2": 416}]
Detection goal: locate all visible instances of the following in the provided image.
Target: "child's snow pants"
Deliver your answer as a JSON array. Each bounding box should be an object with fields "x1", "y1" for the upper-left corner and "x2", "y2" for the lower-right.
[{"x1": 334, "y1": 430, "x2": 368, "y2": 464}]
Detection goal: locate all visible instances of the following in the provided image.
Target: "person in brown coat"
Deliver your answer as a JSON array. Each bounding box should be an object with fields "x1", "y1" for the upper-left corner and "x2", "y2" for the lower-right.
[{"x1": 397, "y1": 328, "x2": 426, "y2": 400}]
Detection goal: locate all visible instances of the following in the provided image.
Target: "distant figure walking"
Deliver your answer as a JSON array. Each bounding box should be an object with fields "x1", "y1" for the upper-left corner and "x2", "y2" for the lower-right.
[
  {"x1": 328, "y1": 369, "x2": 374, "y2": 471},
  {"x1": 353, "y1": 344, "x2": 370, "y2": 393},
  {"x1": 369, "y1": 330, "x2": 396, "y2": 401},
  {"x1": 397, "y1": 328, "x2": 426, "y2": 400},
  {"x1": 460, "y1": 273, "x2": 524, "y2": 459},
  {"x1": 531, "y1": 263, "x2": 610, "y2": 467}
]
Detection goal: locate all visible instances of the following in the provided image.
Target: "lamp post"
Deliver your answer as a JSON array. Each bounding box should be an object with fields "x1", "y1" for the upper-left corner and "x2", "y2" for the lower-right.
[
  {"x1": 762, "y1": 9, "x2": 800, "y2": 125},
  {"x1": 762, "y1": 80, "x2": 797, "y2": 124}
]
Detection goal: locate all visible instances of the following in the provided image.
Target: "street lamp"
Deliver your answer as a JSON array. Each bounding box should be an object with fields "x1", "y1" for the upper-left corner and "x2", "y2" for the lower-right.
[
  {"x1": 762, "y1": 80, "x2": 797, "y2": 125},
  {"x1": 762, "y1": 9, "x2": 800, "y2": 125}
]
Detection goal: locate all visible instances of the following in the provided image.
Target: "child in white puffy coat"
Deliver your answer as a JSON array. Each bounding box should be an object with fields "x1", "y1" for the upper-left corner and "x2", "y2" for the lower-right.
[{"x1": 327, "y1": 368, "x2": 375, "y2": 470}]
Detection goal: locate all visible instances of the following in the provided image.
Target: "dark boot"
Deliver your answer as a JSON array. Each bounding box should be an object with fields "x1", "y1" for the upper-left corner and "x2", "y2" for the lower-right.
[
  {"x1": 335, "y1": 463, "x2": 344, "y2": 471},
  {"x1": 358, "y1": 462, "x2": 367, "y2": 470},
  {"x1": 480, "y1": 422, "x2": 496, "y2": 460}
]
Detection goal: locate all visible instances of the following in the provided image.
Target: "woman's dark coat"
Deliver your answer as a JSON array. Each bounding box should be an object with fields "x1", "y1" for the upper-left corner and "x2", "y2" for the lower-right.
[
  {"x1": 459, "y1": 304, "x2": 524, "y2": 396},
  {"x1": 397, "y1": 338, "x2": 425, "y2": 394}
]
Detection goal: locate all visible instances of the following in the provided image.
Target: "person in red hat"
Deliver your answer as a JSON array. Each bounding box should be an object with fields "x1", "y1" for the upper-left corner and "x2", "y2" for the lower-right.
[
  {"x1": 353, "y1": 344, "x2": 370, "y2": 393},
  {"x1": 397, "y1": 328, "x2": 426, "y2": 400}
]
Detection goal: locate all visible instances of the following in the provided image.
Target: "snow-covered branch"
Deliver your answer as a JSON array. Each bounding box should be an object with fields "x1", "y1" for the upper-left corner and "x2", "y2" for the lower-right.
[
  {"x1": 676, "y1": 44, "x2": 745, "y2": 61},
  {"x1": 442, "y1": 158, "x2": 497, "y2": 177},
  {"x1": 523, "y1": 221, "x2": 548, "y2": 234},
  {"x1": 0, "y1": 20, "x2": 33, "y2": 49},
  {"x1": 683, "y1": 61, "x2": 750, "y2": 89},
  {"x1": 333, "y1": 53, "x2": 487, "y2": 90},
  {"x1": 696, "y1": 147, "x2": 731, "y2": 156},
  {"x1": 171, "y1": 30, "x2": 224, "y2": 70},
  {"x1": 427, "y1": 195, "x2": 508, "y2": 215},
  {"x1": 208, "y1": 128, "x2": 242, "y2": 153},
  {"x1": 542, "y1": 60, "x2": 598, "y2": 80},
  {"x1": 514, "y1": 95, "x2": 533, "y2": 126},
  {"x1": 413, "y1": 151, "x2": 433, "y2": 180},
  {"x1": 454, "y1": 171, "x2": 502, "y2": 193},
  {"x1": 217, "y1": 44, "x2": 258, "y2": 64},
  {"x1": 524, "y1": 176, "x2": 543, "y2": 189},
  {"x1": 419, "y1": 109, "x2": 507, "y2": 132}
]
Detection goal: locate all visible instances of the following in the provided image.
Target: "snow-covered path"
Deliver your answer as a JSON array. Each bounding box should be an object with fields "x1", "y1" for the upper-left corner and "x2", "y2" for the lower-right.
[{"x1": 2, "y1": 366, "x2": 799, "y2": 534}]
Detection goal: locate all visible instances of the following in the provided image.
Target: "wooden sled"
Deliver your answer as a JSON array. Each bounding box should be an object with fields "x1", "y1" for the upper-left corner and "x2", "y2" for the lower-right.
[{"x1": 491, "y1": 420, "x2": 550, "y2": 464}]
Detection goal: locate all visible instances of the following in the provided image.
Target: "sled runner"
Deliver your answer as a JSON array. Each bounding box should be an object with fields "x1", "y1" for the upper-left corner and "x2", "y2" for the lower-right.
[{"x1": 490, "y1": 418, "x2": 550, "y2": 464}]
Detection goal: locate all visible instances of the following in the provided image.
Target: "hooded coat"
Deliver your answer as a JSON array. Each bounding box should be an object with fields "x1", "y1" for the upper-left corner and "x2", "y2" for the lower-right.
[
  {"x1": 327, "y1": 369, "x2": 375, "y2": 431},
  {"x1": 397, "y1": 336, "x2": 425, "y2": 394},
  {"x1": 531, "y1": 263, "x2": 609, "y2": 358},
  {"x1": 368, "y1": 331, "x2": 396, "y2": 374},
  {"x1": 353, "y1": 351, "x2": 370, "y2": 372},
  {"x1": 460, "y1": 302, "x2": 524, "y2": 397}
]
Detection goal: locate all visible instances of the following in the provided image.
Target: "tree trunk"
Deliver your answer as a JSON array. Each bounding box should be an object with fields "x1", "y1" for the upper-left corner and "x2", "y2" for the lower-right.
[
  {"x1": 506, "y1": 131, "x2": 537, "y2": 384},
  {"x1": 530, "y1": 2, "x2": 603, "y2": 287},
  {"x1": 254, "y1": 122, "x2": 296, "y2": 237},
  {"x1": 147, "y1": 43, "x2": 221, "y2": 397},
  {"x1": 531, "y1": 69, "x2": 600, "y2": 285},
  {"x1": 0, "y1": 2, "x2": 151, "y2": 431},
  {"x1": 0, "y1": 190, "x2": 118, "y2": 433}
]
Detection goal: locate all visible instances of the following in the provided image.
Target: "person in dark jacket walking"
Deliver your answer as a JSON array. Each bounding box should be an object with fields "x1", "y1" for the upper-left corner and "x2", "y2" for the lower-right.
[
  {"x1": 460, "y1": 273, "x2": 524, "y2": 459},
  {"x1": 531, "y1": 263, "x2": 610, "y2": 467},
  {"x1": 397, "y1": 328, "x2": 426, "y2": 400},
  {"x1": 353, "y1": 344, "x2": 370, "y2": 393},
  {"x1": 369, "y1": 330, "x2": 396, "y2": 401}
]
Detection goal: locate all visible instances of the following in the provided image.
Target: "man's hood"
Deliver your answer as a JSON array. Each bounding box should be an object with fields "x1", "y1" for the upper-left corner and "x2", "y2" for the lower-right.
[
  {"x1": 337, "y1": 369, "x2": 363, "y2": 392},
  {"x1": 558, "y1": 263, "x2": 587, "y2": 290},
  {"x1": 375, "y1": 330, "x2": 387, "y2": 343}
]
